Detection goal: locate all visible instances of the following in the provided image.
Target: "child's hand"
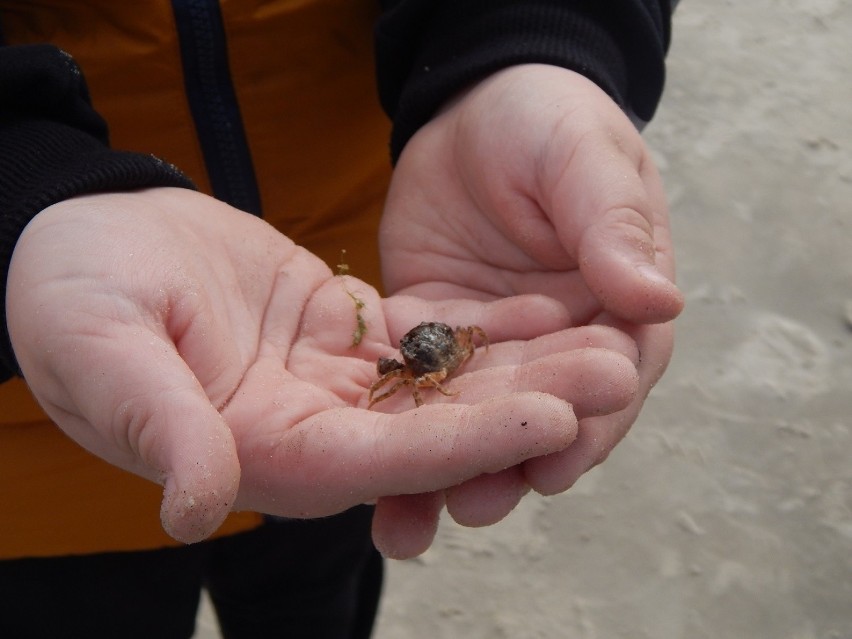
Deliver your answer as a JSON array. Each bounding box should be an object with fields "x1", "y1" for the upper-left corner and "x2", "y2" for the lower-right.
[
  {"x1": 7, "y1": 187, "x2": 639, "y2": 557},
  {"x1": 381, "y1": 64, "x2": 684, "y2": 496}
]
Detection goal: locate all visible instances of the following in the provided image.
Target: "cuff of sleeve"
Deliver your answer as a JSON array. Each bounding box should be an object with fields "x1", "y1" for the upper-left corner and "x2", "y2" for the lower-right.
[
  {"x1": 0, "y1": 119, "x2": 196, "y2": 381},
  {"x1": 377, "y1": 0, "x2": 668, "y2": 163}
]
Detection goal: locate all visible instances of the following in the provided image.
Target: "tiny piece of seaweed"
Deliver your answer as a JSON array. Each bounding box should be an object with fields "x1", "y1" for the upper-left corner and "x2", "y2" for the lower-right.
[
  {"x1": 336, "y1": 251, "x2": 350, "y2": 276},
  {"x1": 336, "y1": 250, "x2": 368, "y2": 346}
]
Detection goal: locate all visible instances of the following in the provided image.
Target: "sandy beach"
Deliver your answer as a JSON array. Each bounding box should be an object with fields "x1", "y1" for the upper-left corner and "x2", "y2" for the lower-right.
[{"x1": 197, "y1": 2, "x2": 852, "y2": 637}]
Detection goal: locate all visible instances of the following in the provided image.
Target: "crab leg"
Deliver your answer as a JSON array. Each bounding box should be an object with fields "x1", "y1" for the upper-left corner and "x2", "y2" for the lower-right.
[{"x1": 368, "y1": 370, "x2": 408, "y2": 408}]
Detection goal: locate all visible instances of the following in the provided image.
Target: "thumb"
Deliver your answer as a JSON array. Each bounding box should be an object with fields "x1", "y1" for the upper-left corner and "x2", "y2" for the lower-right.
[
  {"x1": 549, "y1": 126, "x2": 684, "y2": 324},
  {"x1": 153, "y1": 388, "x2": 241, "y2": 544},
  {"x1": 24, "y1": 329, "x2": 241, "y2": 544},
  {"x1": 577, "y1": 204, "x2": 683, "y2": 324},
  {"x1": 107, "y1": 340, "x2": 241, "y2": 543}
]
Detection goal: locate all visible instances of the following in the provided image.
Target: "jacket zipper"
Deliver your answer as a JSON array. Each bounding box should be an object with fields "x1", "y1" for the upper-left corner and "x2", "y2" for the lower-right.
[{"x1": 171, "y1": 0, "x2": 262, "y2": 216}]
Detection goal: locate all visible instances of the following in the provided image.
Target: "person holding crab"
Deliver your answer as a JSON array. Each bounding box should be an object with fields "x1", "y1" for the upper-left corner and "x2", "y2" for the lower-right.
[{"x1": 0, "y1": 1, "x2": 682, "y2": 637}]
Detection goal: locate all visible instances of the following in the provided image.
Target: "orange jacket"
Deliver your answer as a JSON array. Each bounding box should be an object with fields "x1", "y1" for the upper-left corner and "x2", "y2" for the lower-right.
[
  {"x1": 0, "y1": 0, "x2": 391, "y2": 558},
  {"x1": 0, "y1": 0, "x2": 674, "y2": 559}
]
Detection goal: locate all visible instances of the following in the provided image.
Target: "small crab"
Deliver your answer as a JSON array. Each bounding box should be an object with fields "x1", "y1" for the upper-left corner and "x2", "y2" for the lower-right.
[{"x1": 368, "y1": 322, "x2": 489, "y2": 408}]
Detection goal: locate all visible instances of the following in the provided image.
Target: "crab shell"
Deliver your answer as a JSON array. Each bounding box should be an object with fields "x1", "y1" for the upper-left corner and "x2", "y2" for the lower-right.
[
  {"x1": 398, "y1": 321, "x2": 472, "y2": 377},
  {"x1": 367, "y1": 322, "x2": 488, "y2": 409}
]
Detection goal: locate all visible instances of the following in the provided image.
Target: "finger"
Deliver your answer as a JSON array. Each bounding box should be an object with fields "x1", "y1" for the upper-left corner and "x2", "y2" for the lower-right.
[
  {"x1": 445, "y1": 467, "x2": 529, "y2": 528},
  {"x1": 523, "y1": 321, "x2": 674, "y2": 494},
  {"x1": 371, "y1": 492, "x2": 445, "y2": 559},
  {"x1": 577, "y1": 205, "x2": 684, "y2": 324},
  {"x1": 37, "y1": 328, "x2": 241, "y2": 544},
  {"x1": 473, "y1": 349, "x2": 639, "y2": 419},
  {"x1": 440, "y1": 337, "x2": 640, "y2": 527},
  {"x1": 157, "y1": 401, "x2": 241, "y2": 544},
  {"x1": 382, "y1": 293, "x2": 571, "y2": 343},
  {"x1": 547, "y1": 128, "x2": 684, "y2": 324},
  {"x1": 369, "y1": 347, "x2": 638, "y2": 419},
  {"x1": 523, "y1": 408, "x2": 638, "y2": 495},
  {"x1": 236, "y1": 392, "x2": 577, "y2": 518},
  {"x1": 473, "y1": 325, "x2": 639, "y2": 369},
  {"x1": 113, "y1": 342, "x2": 241, "y2": 545}
]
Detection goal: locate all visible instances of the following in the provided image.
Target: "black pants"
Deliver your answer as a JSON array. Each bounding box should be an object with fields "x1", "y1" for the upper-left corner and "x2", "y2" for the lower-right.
[{"x1": 0, "y1": 505, "x2": 382, "y2": 639}]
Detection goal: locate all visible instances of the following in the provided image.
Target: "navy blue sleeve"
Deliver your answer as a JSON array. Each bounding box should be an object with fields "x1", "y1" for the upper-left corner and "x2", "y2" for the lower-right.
[
  {"x1": 375, "y1": 0, "x2": 674, "y2": 161},
  {"x1": 0, "y1": 44, "x2": 195, "y2": 381}
]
